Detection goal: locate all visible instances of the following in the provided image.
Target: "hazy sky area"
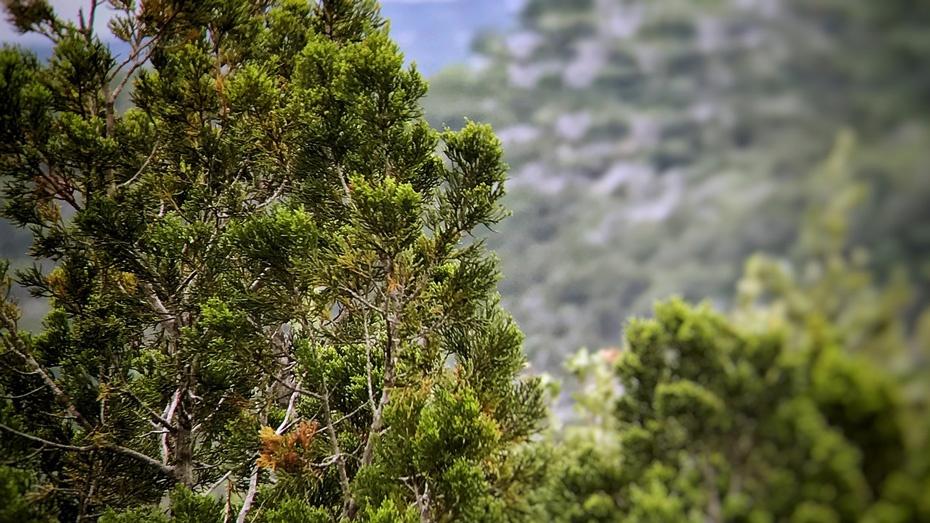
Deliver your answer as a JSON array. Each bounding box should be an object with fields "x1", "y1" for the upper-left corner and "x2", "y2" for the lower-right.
[
  {"x1": 0, "y1": 0, "x2": 116, "y2": 46},
  {"x1": 0, "y1": 0, "x2": 523, "y2": 74}
]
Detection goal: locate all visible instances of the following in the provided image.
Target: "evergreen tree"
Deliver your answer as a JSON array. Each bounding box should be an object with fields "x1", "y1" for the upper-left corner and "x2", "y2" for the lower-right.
[
  {"x1": 535, "y1": 138, "x2": 930, "y2": 522},
  {"x1": 734, "y1": 132, "x2": 930, "y2": 451},
  {"x1": 0, "y1": 1, "x2": 544, "y2": 520},
  {"x1": 734, "y1": 133, "x2": 915, "y2": 365},
  {"x1": 538, "y1": 299, "x2": 928, "y2": 522}
]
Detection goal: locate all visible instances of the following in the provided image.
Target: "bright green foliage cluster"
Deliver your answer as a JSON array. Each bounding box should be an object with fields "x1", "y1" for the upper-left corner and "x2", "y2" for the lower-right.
[
  {"x1": 733, "y1": 134, "x2": 930, "y2": 449},
  {"x1": 539, "y1": 299, "x2": 929, "y2": 523},
  {"x1": 0, "y1": 0, "x2": 543, "y2": 521}
]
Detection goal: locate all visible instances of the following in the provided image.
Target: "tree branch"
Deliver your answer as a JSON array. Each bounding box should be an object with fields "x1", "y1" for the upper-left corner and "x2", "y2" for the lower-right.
[
  {"x1": 119, "y1": 387, "x2": 178, "y2": 433},
  {"x1": 0, "y1": 311, "x2": 92, "y2": 430},
  {"x1": 161, "y1": 389, "x2": 181, "y2": 465},
  {"x1": 321, "y1": 380, "x2": 352, "y2": 518},
  {"x1": 0, "y1": 421, "x2": 175, "y2": 477}
]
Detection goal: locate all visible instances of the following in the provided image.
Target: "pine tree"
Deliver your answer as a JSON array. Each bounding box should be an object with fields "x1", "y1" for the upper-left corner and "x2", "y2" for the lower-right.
[{"x1": 0, "y1": 1, "x2": 544, "y2": 520}]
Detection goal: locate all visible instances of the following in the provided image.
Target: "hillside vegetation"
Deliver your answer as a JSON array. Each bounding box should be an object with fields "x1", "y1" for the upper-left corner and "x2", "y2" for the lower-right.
[{"x1": 424, "y1": 0, "x2": 930, "y2": 371}]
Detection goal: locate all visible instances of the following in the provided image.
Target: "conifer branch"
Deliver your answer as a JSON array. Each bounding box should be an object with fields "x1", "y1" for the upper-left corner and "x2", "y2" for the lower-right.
[
  {"x1": 117, "y1": 139, "x2": 159, "y2": 189},
  {"x1": 0, "y1": 384, "x2": 44, "y2": 400},
  {"x1": 350, "y1": 256, "x2": 400, "y2": 518},
  {"x1": 0, "y1": 310, "x2": 92, "y2": 430}
]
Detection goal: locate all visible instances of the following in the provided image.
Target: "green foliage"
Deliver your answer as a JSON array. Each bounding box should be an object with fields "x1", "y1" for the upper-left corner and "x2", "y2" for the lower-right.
[
  {"x1": 98, "y1": 506, "x2": 170, "y2": 523},
  {"x1": 257, "y1": 497, "x2": 332, "y2": 523},
  {"x1": 0, "y1": 1, "x2": 542, "y2": 520},
  {"x1": 538, "y1": 299, "x2": 927, "y2": 522},
  {"x1": 362, "y1": 499, "x2": 418, "y2": 523},
  {"x1": 167, "y1": 485, "x2": 223, "y2": 523},
  {"x1": 533, "y1": 133, "x2": 929, "y2": 521},
  {"x1": 98, "y1": 485, "x2": 221, "y2": 523},
  {"x1": 0, "y1": 465, "x2": 55, "y2": 523},
  {"x1": 3, "y1": 1, "x2": 928, "y2": 521}
]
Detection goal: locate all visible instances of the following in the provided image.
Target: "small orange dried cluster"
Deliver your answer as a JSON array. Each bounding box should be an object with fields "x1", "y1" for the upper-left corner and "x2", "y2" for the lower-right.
[{"x1": 256, "y1": 420, "x2": 320, "y2": 473}]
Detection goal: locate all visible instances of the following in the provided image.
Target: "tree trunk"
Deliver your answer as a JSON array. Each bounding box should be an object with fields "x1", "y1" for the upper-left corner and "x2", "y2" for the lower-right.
[{"x1": 173, "y1": 397, "x2": 194, "y2": 486}]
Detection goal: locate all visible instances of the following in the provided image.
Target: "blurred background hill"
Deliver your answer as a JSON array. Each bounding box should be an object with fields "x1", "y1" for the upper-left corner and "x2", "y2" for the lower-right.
[
  {"x1": 2, "y1": 0, "x2": 929, "y2": 375},
  {"x1": 421, "y1": 0, "x2": 930, "y2": 372}
]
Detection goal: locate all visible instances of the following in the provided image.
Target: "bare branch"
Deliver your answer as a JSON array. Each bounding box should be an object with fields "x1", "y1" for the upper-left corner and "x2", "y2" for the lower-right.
[
  {"x1": 108, "y1": 25, "x2": 163, "y2": 100},
  {"x1": 348, "y1": 256, "x2": 400, "y2": 519},
  {"x1": 321, "y1": 381, "x2": 352, "y2": 518},
  {"x1": 205, "y1": 471, "x2": 232, "y2": 495},
  {"x1": 175, "y1": 270, "x2": 198, "y2": 296},
  {"x1": 0, "y1": 422, "x2": 175, "y2": 477},
  {"x1": 277, "y1": 390, "x2": 299, "y2": 433},
  {"x1": 332, "y1": 402, "x2": 367, "y2": 427},
  {"x1": 0, "y1": 385, "x2": 45, "y2": 400},
  {"x1": 236, "y1": 466, "x2": 260, "y2": 523},
  {"x1": 118, "y1": 139, "x2": 159, "y2": 189},
  {"x1": 161, "y1": 389, "x2": 181, "y2": 465},
  {"x1": 254, "y1": 360, "x2": 322, "y2": 400},
  {"x1": 0, "y1": 421, "x2": 92, "y2": 452},
  {"x1": 254, "y1": 181, "x2": 288, "y2": 210},
  {"x1": 363, "y1": 310, "x2": 377, "y2": 413},
  {"x1": 339, "y1": 285, "x2": 387, "y2": 315},
  {"x1": 106, "y1": 441, "x2": 177, "y2": 477}
]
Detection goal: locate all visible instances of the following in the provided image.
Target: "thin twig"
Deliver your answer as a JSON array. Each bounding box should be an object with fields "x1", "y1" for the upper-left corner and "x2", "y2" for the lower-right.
[
  {"x1": 118, "y1": 139, "x2": 159, "y2": 189},
  {"x1": 0, "y1": 422, "x2": 174, "y2": 476},
  {"x1": 120, "y1": 387, "x2": 178, "y2": 433},
  {"x1": 205, "y1": 471, "x2": 232, "y2": 495},
  {"x1": 0, "y1": 385, "x2": 45, "y2": 400}
]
